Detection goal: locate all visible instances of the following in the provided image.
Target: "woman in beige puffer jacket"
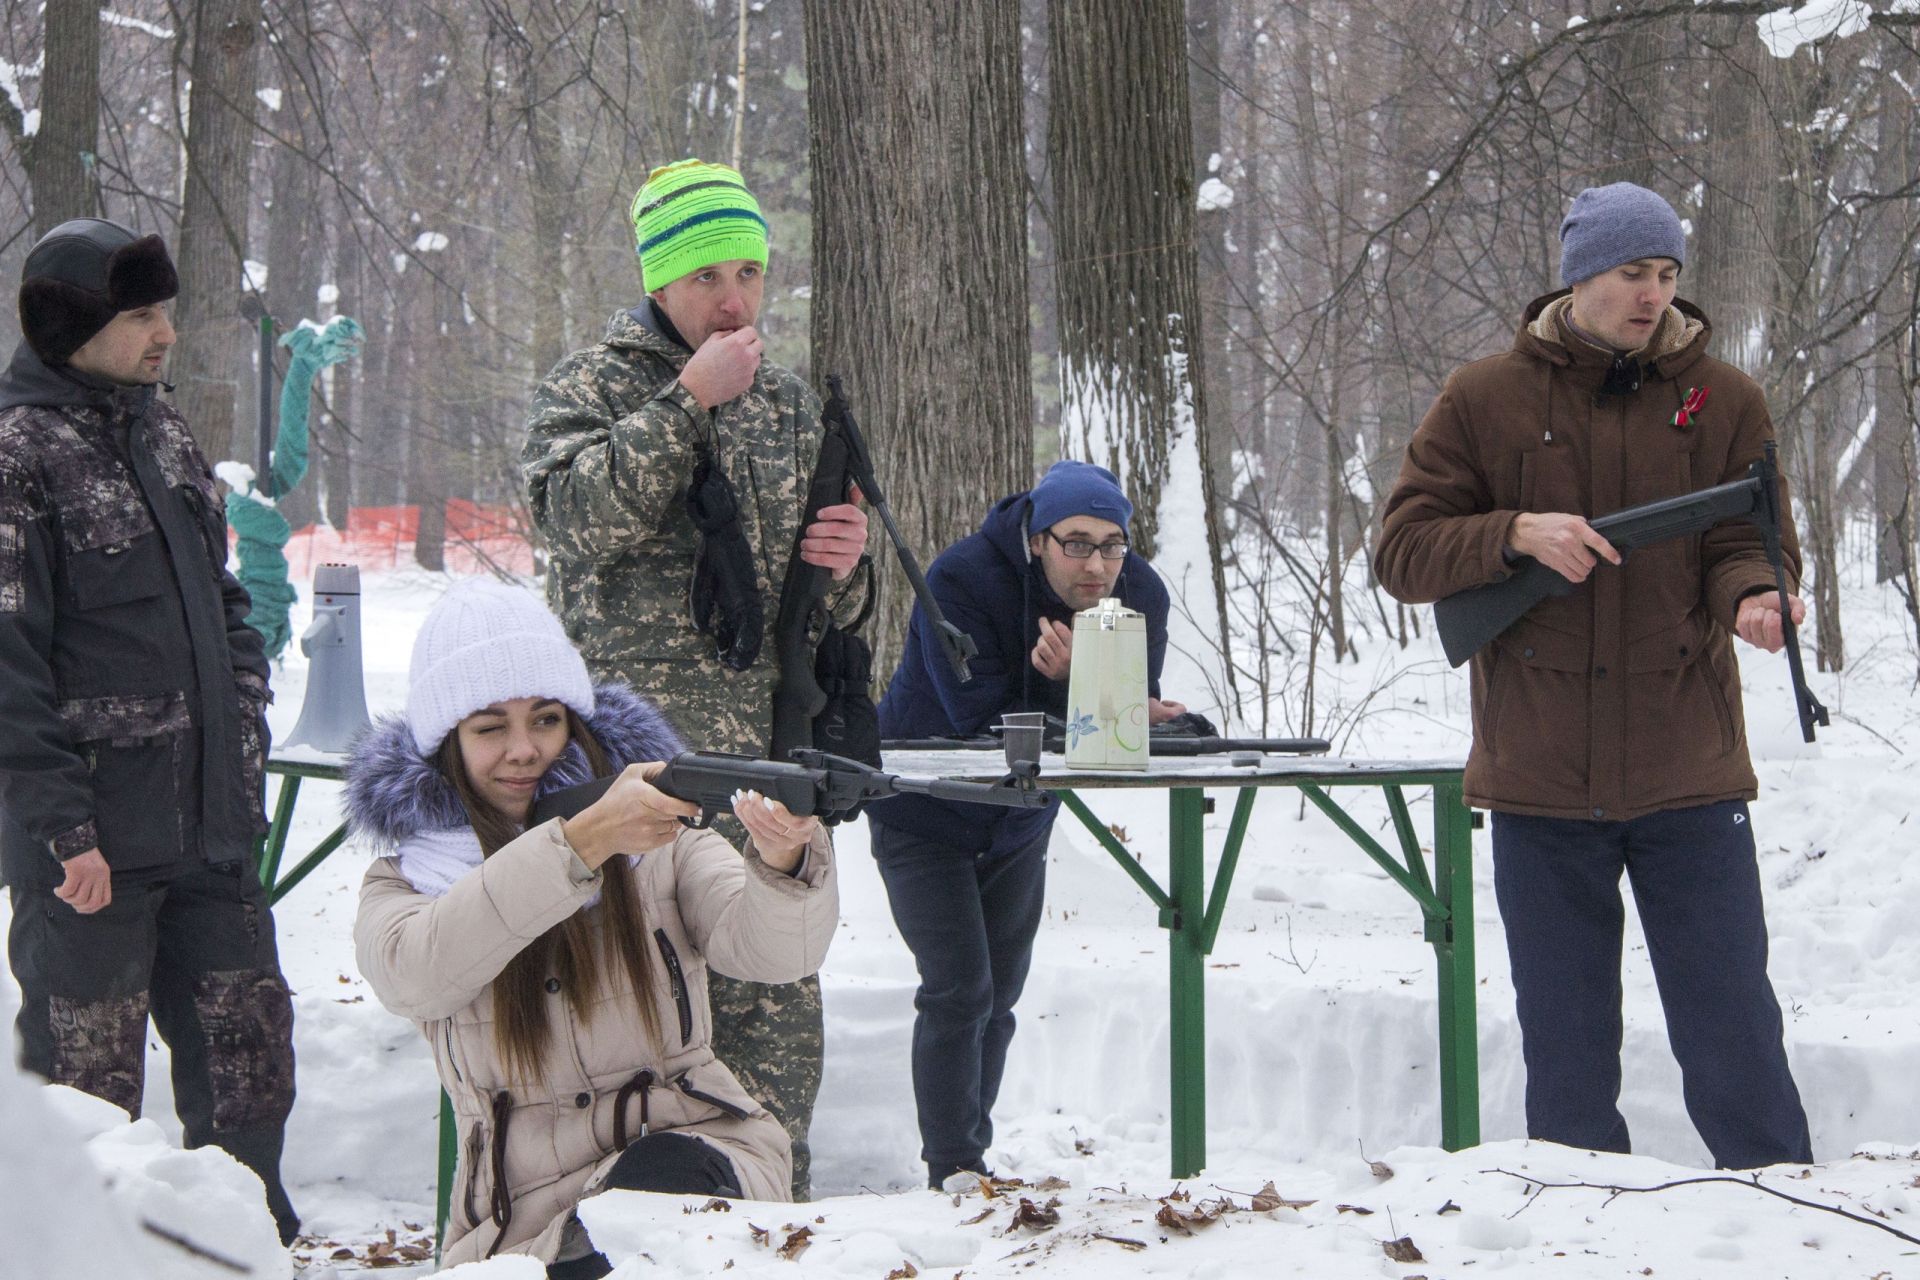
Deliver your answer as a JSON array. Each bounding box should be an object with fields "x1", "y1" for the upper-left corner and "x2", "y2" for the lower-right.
[{"x1": 346, "y1": 581, "x2": 838, "y2": 1276}]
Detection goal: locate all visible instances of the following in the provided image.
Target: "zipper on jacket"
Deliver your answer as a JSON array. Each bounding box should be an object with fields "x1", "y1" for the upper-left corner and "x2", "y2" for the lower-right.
[
  {"x1": 676, "y1": 1072, "x2": 753, "y2": 1121},
  {"x1": 443, "y1": 1019, "x2": 462, "y2": 1082},
  {"x1": 653, "y1": 928, "x2": 694, "y2": 1045}
]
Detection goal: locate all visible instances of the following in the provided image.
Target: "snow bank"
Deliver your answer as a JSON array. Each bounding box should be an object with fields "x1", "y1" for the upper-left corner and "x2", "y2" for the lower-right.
[{"x1": 0, "y1": 987, "x2": 288, "y2": 1279}]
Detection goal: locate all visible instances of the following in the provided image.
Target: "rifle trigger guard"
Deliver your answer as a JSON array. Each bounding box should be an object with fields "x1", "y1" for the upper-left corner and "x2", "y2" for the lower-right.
[{"x1": 680, "y1": 813, "x2": 715, "y2": 831}]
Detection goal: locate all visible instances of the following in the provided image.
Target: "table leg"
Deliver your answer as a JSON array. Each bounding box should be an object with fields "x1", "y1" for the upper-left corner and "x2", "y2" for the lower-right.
[
  {"x1": 1167, "y1": 788, "x2": 1208, "y2": 1178},
  {"x1": 256, "y1": 773, "x2": 302, "y2": 890},
  {"x1": 1431, "y1": 780, "x2": 1480, "y2": 1149},
  {"x1": 437, "y1": 1089, "x2": 456, "y2": 1257}
]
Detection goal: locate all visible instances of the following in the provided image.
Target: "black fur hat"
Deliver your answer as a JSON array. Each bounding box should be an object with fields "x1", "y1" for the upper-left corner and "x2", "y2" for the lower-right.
[{"x1": 18, "y1": 218, "x2": 179, "y2": 365}]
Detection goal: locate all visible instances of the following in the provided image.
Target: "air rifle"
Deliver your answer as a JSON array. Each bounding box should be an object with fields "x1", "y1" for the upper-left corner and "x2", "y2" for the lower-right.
[
  {"x1": 768, "y1": 375, "x2": 978, "y2": 763},
  {"x1": 1432, "y1": 442, "x2": 1829, "y2": 741},
  {"x1": 529, "y1": 748, "x2": 1049, "y2": 831},
  {"x1": 882, "y1": 733, "x2": 1332, "y2": 757}
]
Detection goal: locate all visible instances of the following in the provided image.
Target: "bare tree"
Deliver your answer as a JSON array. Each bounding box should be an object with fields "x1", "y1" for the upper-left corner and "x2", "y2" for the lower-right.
[
  {"x1": 0, "y1": 0, "x2": 101, "y2": 236},
  {"x1": 171, "y1": 0, "x2": 266, "y2": 466}
]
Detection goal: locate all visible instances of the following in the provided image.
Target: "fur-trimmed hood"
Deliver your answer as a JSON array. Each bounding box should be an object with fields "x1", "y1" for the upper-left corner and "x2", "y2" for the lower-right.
[{"x1": 344, "y1": 682, "x2": 683, "y2": 850}]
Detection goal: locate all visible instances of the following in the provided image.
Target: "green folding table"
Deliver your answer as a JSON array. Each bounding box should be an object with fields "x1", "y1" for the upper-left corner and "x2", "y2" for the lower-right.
[{"x1": 880, "y1": 749, "x2": 1481, "y2": 1177}]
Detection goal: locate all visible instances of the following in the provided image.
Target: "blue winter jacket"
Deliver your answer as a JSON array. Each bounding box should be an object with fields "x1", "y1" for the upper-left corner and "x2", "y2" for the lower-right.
[{"x1": 870, "y1": 489, "x2": 1170, "y2": 856}]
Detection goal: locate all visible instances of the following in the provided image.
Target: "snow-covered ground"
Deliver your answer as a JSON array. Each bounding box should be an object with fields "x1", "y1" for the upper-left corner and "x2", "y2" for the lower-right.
[{"x1": 6, "y1": 554, "x2": 1920, "y2": 1278}]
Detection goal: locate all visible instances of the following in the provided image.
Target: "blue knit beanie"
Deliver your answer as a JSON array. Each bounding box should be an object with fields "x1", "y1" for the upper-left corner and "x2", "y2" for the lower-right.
[
  {"x1": 1027, "y1": 460, "x2": 1134, "y2": 534},
  {"x1": 1559, "y1": 183, "x2": 1686, "y2": 286}
]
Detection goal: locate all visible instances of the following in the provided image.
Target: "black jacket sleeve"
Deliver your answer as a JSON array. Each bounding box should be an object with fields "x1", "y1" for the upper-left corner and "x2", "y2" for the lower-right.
[{"x1": 0, "y1": 475, "x2": 98, "y2": 861}]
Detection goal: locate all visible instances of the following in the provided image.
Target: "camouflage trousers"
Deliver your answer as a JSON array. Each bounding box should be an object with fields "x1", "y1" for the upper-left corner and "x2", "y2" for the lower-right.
[
  {"x1": 599, "y1": 662, "x2": 828, "y2": 1200},
  {"x1": 7, "y1": 858, "x2": 300, "y2": 1241}
]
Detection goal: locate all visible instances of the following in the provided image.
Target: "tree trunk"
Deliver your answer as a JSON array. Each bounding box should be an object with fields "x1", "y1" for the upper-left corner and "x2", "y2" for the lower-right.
[
  {"x1": 171, "y1": 0, "x2": 265, "y2": 468},
  {"x1": 1588, "y1": 1, "x2": 1668, "y2": 190},
  {"x1": 1766, "y1": 50, "x2": 1844, "y2": 672},
  {"x1": 1047, "y1": 0, "x2": 1237, "y2": 705},
  {"x1": 23, "y1": 0, "x2": 101, "y2": 235},
  {"x1": 1188, "y1": 0, "x2": 1235, "y2": 510},
  {"x1": 805, "y1": 0, "x2": 1032, "y2": 681},
  {"x1": 1870, "y1": 53, "x2": 1916, "y2": 585},
  {"x1": 1692, "y1": 17, "x2": 1776, "y2": 374},
  {"x1": 520, "y1": 0, "x2": 573, "y2": 380}
]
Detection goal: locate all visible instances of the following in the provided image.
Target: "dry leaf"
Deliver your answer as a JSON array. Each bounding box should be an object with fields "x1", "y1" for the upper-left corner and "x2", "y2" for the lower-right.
[
  {"x1": 959, "y1": 1207, "x2": 993, "y2": 1226},
  {"x1": 1034, "y1": 1175, "x2": 1072, "y2": 1192},
  {"x1": 330, "y1": 1248, "x2": 354, "y2": 1260},
  {"x1": 685, "y1": 1198, "x2": 733, "y2": 1214},
  {"x1": 1108, "y1": 822, "x2": 1129, "y2": 843},
  {"x1": 776, "y1": 1225, "x2": 813, "y2": 1260},
  {"x1": 1369, "y1": 1158, "x2": 1394, "y2": 1179},
  {"x1": 1335, "y1": 1204, "x2": 1375, "y2": 1216},
  {"x1": 1073, "y1": 1138, "x2": 1096, "y2": 1156},
  {"x1": 1093, "y1": 1233, "x2": 1147, "y2": 1250},
  {"x1": 1006, "y1": 1197, "x2": 1061, "y2": 1233},
  {"x1": 749, "y1": 1222, "x2": 770, "y2": 1247},
  {"x1": 886, "y1": 1264, "x2": 920, "y2": 1280},
  {"x1": 1382, "y1": 1236, "x2": 1424, "y2": 1263},
  {"x1": 1249, "y1": 1180, "x2": 1314, "y2": 1212}
]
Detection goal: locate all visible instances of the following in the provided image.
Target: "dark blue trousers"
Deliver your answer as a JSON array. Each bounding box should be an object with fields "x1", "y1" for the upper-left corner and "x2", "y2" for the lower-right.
[
  {"x1": 1491, "y1": 800, "x2": 1811, "y2": 1169},
  {"x1": 871, "y1": 820, "x2": 1050, "y2": 1183}
]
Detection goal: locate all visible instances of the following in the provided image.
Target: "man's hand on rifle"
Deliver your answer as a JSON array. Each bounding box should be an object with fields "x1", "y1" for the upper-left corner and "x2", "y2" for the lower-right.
[
  {"x1": 1508, "y1": 512, "x2": 1622, "y2": 584},
  {"x1": 1735, "y1": 590, "x2": 1806, "y2": 655},
  {"x1": 677, "y1": 326, "x2": 764, "y2": 409},
  {"x1": 800, "y1": 483, "x2": 867, "y2": 581}
]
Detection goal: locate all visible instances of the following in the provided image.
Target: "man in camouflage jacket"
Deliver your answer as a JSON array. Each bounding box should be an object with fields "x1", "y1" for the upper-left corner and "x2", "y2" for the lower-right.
[
  {"x1": 0, "y1": 220, "x2": 299, "y2": 1240},
  {"x1": 524, "y1": 161, "x2": 868, "y2": 1198}
]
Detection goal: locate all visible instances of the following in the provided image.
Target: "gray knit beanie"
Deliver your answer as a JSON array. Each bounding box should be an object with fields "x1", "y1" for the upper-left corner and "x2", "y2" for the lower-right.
[
  {"x1": 406, "y1": 579, "x2": 596, "y2": 754},
  {"x1": 1559, "y1": 183, "x2": 1686, "y2": 286}
]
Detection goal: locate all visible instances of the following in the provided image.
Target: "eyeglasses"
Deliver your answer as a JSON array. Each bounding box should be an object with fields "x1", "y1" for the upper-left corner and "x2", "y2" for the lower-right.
[{"x1": 1044, "y1": 530, "x2": 1129, "y2": 561}]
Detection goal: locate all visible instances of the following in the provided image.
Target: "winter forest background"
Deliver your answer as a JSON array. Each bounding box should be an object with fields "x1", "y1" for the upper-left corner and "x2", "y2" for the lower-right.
[{"x1": 3, "y1": 0, "x2": 1920, "y2": 723}]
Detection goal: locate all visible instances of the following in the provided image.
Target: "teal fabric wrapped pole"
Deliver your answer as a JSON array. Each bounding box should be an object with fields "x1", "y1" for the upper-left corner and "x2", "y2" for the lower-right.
[{"x1": 221, "y1": 316, "x2": 365, "y2": 659}]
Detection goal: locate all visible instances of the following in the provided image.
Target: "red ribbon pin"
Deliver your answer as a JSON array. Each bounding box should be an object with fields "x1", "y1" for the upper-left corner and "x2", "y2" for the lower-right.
[{"x1": 1672, "y1": 385, "x2": 1709, "y2": 429}]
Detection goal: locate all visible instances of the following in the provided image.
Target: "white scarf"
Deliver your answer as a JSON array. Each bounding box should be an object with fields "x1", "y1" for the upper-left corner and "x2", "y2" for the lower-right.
[
  {"x1": 394, "y1": 826, "x2": 636, "y2": 903},
  {"x1": 394, "y1": 828, "x2": 489, "y2": 899}
]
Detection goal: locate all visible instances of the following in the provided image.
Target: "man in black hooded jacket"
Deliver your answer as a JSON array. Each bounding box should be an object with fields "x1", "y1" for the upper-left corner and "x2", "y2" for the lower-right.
[{"x1": 0, "y1": 219, "x2": 299, "y2": 1241}]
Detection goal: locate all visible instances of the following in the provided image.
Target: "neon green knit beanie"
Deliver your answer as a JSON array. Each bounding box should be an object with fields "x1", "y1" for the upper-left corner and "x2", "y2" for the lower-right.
[{"x1": 630, "y1": 160, "x2": 769, "y2": 292}]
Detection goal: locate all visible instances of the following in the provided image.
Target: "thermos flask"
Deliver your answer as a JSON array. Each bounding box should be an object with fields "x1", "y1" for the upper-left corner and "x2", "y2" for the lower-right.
[{"x1": 1063, "y1": 597, "x2": 1149, "y2": 771}]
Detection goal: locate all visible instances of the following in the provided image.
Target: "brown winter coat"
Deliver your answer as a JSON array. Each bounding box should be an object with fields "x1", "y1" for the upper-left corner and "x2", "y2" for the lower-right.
[
  {"x1": 1374, "y1": 292, "x2": 1801, "y2": 821},
  {"x1": 355, "y1": 818, "x2": 838, "y2": 1266}
]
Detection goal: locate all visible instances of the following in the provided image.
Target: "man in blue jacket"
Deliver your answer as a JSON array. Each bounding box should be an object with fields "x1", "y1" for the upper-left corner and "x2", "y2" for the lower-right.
[{"x1": 871, "y1": 460, "x2": 1183, "y2": 1191}]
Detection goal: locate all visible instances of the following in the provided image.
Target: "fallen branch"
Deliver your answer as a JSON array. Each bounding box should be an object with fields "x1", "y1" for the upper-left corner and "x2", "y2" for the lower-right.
[{"x1": 1485, "y1": 1169, "x2": 1920, "y2": 1247}]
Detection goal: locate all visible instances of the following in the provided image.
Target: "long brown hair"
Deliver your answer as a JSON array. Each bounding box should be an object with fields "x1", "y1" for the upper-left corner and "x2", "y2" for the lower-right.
[{"x1": 440, "y1": 707, "x2": 661, "y2": 1084}]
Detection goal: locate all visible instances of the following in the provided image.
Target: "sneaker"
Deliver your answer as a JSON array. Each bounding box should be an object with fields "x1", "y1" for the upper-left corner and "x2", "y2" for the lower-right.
[{"x1": 930, "y1": 1164, "x2": 992, "y2": 1193}]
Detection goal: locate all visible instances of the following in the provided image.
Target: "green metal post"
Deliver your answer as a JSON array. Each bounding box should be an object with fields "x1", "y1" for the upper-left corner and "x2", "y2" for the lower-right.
[
  {"x1": 1166, "y1": 787, "x2": 1209, "y2": 1177},
  {"x1": 256, "y1": 773, "x2": 301, "y2": 889},
  {"x1": 436, "y1": 1090, "x2": 456, "y2": 1257},
  {"x1": 266, "y1": 823, "x2": 352, "y2": 906},
  {"x1": 1430, "y1": 780, "x2": 1480, "y2": 1149}
]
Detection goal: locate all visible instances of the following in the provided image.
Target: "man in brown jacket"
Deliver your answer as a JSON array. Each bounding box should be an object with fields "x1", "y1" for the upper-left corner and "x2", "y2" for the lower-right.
[{"x1": 1375, "y1": 183, "x2": 1812, "y2": 1169}]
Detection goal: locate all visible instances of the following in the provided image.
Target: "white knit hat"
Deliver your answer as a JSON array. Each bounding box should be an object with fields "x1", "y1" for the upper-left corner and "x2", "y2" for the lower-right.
[{"x1": 406, "y1": 579, "x2": 596, "y2": 754}]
